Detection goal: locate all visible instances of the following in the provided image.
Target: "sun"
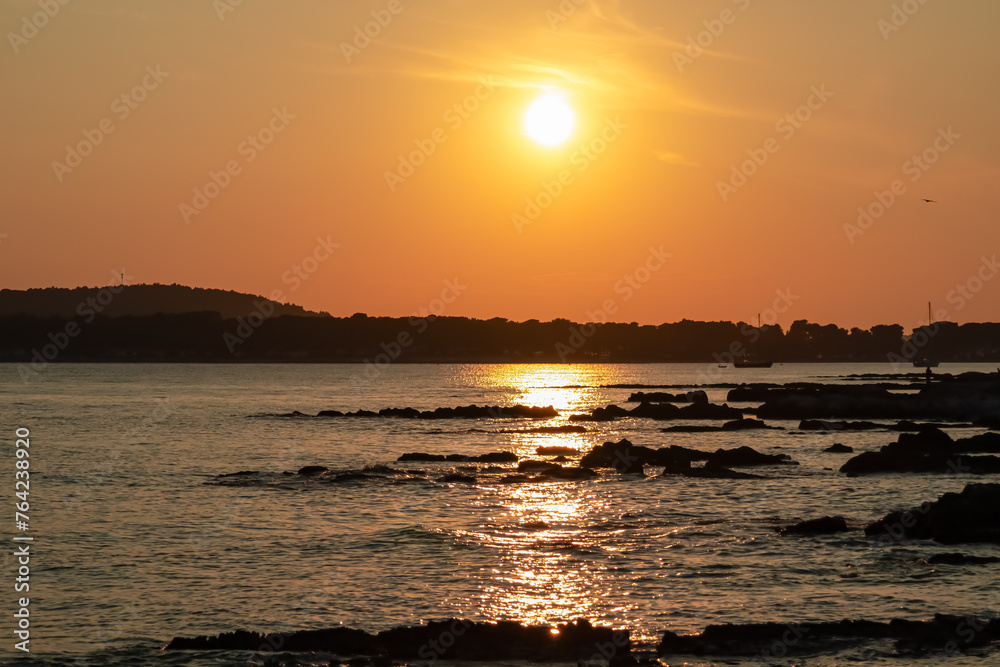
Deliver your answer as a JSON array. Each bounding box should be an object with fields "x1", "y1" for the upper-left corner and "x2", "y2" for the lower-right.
[{"x1": 524, "y1": 93, "x2": 575, "y2": 146}]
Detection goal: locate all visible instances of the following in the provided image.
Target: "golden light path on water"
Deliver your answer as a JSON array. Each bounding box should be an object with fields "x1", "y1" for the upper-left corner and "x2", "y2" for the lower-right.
[
  {"x1": 461, "y1": 364, "x2": 628, "y2": 417},
  {"x1": 459, "y1": 365, "x2": 632, "y2": 629},
  {"x1": 474, "y1": 482, "x2": 623, "y2": 627}
]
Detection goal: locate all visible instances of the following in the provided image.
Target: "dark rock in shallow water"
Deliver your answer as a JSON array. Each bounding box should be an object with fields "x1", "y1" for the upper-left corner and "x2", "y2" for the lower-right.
[
  {"x1": 627, "y1": 391, "x2": 684, "y2": 402},
  {"x1": 569, "y1": 405, "x2": 630, "y2": 422},
  {"x1": 499, "y1": 474, "x2": 533, "y2": 484},
  {"x1": 779, "y1": 516, "x2": 851, "y2": 535},
  {"x1": 518, "y1": 460, "x2": 561, "y2": 472},
  {"x1": 296, "y1": 465, "x2": 329, "y2": 476},
  {"x1": 824, "y1": 443, "x2": 854, "y2": 453},
  {"x1": 662, "y1": 465, "x2": 763, "y2": 479},
  {"x1": 397, "y1": 451, "x2": 517, "y2": 463},
  {"x1": 581, "y1": 439, "x2": 714, "y2": 472},
  {"x1": 705, "y1": 446, "x2": 796, "y2": 468},
  {"x1": 536, "y1": 466, "x2": 599, "y2": 481},
  {"x1": 536, "y1": 446, "x2": 580, "y2": 456},
  {"x1": 398, "y1": 452, "x2": 446, "y2": 462},
  {"x1": 840, "y1": 429, "x2": 1000, "y2": 475},
  {"x1": 657, "y1": 615, "x2": 1000, "y2": 657},
  {"x1": 317, "y1": 404, "x2": 559, "y2": 420},
  {"x1": 865, "y1": 483, "x2": 1000, "y2": 544},
  {"x1": 439, "y1": 474, "x2": 476, "y2": 484},
  {"x1": 926, "y1": 552, "x2": 1000, "y2": 565},
  {"x1": 167, "y1": 619, "x2": 629, "y2": 660},
  {"x1": 661, "y1": 418, "x2": 776, "y2": 433}
]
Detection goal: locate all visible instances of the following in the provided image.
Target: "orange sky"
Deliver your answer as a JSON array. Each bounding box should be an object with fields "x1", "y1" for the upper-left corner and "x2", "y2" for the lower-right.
[{"x1": 1, "y1": 1, "x2": 998, "y2": 328}]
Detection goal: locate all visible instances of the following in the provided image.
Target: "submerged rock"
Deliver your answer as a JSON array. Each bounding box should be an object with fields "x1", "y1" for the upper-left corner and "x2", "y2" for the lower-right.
[
  {"x1": 926, "y1": 552, "x2": 1000, "y2": 565},
  {"x1": 864, "y1": 483, "x2": 1000, "y2": 544},
  {"x1": 536, "y1": 446, "x2": 580, "y2": 456},
  {"x1": 779, "y1": 516, "x2": 851, "y2": 535},
  {"x1": 705, "y1": 446, "x2": 796, "y2": 468},
  {"x1": 439, "y1": 474, "x2": 476, "y2": 484},
  {"x1": 167, "y1": 619, "x2": 629, "y2": 660},
  {"x1": 823, "y1": 443, "x2": 854, "y2": 453},
  {"x1": 317, "y1": 404, "x2": 559, "y2": 420},
  {"x1": 397, "y1": 451, "x2": 517, "y2": 463},
  {"x1": 657, "y1": 615, "x2": 1000, "y2": 657},
  {"x1": 296, "y1": 465, "x2": 329, "y2": 476},
  {"x1": 661, "y1": 418, "x2": 777, "y2": 433}
]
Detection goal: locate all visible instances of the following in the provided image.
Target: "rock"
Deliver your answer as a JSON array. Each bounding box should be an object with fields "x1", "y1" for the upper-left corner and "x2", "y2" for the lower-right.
[
  {"x1": 627, "y1": 391, "x2": 683, "y2": 402},
  {"x1": 660, "y1": 419, "x2": 776, "y2": 434},
  {"x1": 779, "y1": 516, "x2": 851, "y2": 535},
  {"x1": 864, "y1": 483, "x2": 1000, "y2": 544},
  {"x1": 536, "y1": 466, "x2": 599, "y2": 481},
  {"x1": 536, "y1": 446, "x2": 580, "y2": 456},
  {"x1": 296, "y1": 465, "x2": 329, "y2": 476},
  {"x1": 518, "y1": 460, "x2": 561, "y2": 472},
  {"x1": 398, "y1": 452, "x2": 446, "y2": 462},
  {"x1": 705, "y1": 446, "x2": 796, "y2": 467},
  {"x1": 954, "y1": 432, "x2": 1000, "y2": 453},
  {"x1": 926, "y1": 552, "x2": 1000, "y2": 565},
  {"x1": 498, "y1": 474, "x2": 533, "y2": 484},
  {"x1": 840, "y1": 432, "x2": 1000, "y2": 475},
  {"x1": 569, "y1": 405, "x2": 630, "y2": 422},
  {"x1": 318, "y1": 405, "x2": 559, "y2": 420},
  {"x1": 473, "y1": 451, "x2": 519, "y2": 463},
  {"x1": 167, "y1": 619, "x2": 629, "y2": 660},
  {"x1": 397, "y1": 451, "x2": 517, "y2": 463},
  {"x1": 439, "y1": 474, "x2": 476, "y2": 484},
  {"x1": 657, "y1": 615, "x2": 1000, "y2": 657},
  {"x1": 824, "y1": 443, "x2": 854, "y2": 453}
]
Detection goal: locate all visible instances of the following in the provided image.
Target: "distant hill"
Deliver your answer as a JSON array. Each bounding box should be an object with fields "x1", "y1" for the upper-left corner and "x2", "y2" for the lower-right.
[{"x1": 0, "y1": 284, "x2": 328, "y2": 320}]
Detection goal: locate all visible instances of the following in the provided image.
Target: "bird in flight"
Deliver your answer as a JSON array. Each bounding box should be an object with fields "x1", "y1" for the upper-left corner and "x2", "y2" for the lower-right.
[{"x1": 922, "y1": 198, "x2": 937, "y2": 203}]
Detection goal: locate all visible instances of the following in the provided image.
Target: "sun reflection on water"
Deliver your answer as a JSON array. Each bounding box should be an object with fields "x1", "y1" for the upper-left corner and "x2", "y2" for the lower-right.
[
  {"x1": 461, "y1": 364, "x2": 626, "y2": 416},
  {"x1": 475, "y1": 480, "x2": 619, "y2": 627}
]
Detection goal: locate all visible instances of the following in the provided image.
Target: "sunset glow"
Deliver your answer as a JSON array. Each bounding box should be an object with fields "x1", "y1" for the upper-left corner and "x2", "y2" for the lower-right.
[{"x1": 2, "y1": 2, "x2": 998, "y2": 327}]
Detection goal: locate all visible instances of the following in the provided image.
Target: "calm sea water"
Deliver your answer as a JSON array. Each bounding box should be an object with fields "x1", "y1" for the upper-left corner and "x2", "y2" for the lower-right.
[{"x1": 0, "y1": 362, "x2": 998, "y2": 666}]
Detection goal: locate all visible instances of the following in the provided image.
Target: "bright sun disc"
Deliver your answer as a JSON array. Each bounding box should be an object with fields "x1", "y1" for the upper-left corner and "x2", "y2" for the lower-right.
[{"x1": 524, "y1": 94, "x2": 575, "y2": 146}]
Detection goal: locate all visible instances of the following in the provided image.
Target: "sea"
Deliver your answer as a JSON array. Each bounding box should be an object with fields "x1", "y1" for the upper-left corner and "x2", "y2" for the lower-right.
[{"x1": 0, "y1": 362, "x2": 998, "y2": 666}]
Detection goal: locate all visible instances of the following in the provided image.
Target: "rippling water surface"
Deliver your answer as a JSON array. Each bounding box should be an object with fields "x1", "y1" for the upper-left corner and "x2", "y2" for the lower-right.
[{"x1": 1, "y1": 362, "x2": 998, "y2": 665}]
